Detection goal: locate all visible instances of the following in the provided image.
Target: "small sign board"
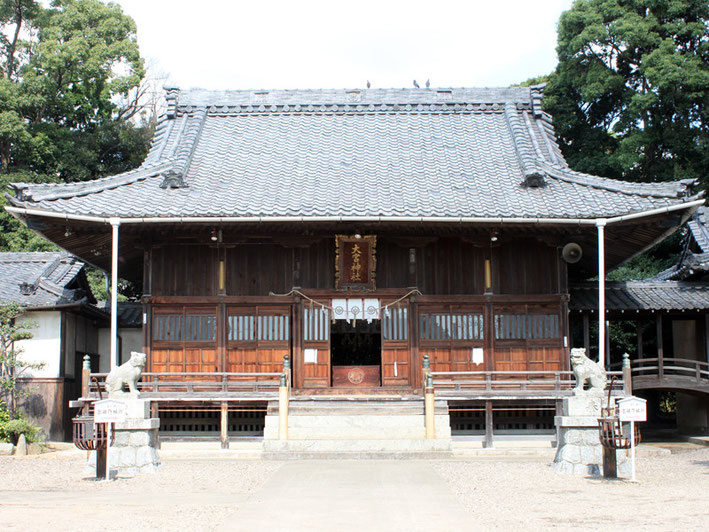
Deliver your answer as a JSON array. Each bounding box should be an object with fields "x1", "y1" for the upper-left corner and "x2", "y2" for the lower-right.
[
  {"x1": 94, "y1": 399, "x2": 127, "y2": 423},
  {"x1": 618, "y1": 396, "x2": 647, "y2": 422}
]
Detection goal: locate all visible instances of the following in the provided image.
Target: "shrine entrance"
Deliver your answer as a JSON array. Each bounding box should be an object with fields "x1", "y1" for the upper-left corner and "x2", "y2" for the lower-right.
[{"x1": 331, "y1": 320, "x2": 382, "y2": 387}]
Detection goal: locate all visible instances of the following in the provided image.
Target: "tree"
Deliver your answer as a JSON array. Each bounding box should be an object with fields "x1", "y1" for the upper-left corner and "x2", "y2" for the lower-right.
[
  {"x1": 544, "y1": 0, "x2": 709, "y2": 186},
  {"x1": 0, "y1": 0, "x2": 153, "y2": 253},
  {"x1": 0, "y1": 302, "x2": 43, "y2": 419}
]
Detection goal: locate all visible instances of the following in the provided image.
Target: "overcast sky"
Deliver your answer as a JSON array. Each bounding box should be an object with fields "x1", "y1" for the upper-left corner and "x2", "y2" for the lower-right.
[{"x1": 113, "y1": 0, "x2": 574, "y2": 90}]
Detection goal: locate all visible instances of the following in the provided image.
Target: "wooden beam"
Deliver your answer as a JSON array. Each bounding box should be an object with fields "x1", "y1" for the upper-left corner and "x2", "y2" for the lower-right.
[
  {"x1": 484, "y1": 400, "x2": 493, "y2": 448},
  {"x1": 220, "y1": 401, "x2": 229, "y2": 449},
  {"x1": 583, "y1": 313, "x2": 590, "y2": 353},
  {"x1": 636, "y1": 320, "x2": 643, "y2": 359}
]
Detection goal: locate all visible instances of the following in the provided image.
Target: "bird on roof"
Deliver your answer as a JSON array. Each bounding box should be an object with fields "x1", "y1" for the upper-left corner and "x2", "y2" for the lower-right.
[
  {"x1": 413, "y1": 80, "x2": 420, "y2": 88},
  {"x1": 425, "y1": 79, "x2": 430, "y2": 88},
  {"x1": 366, "y1": 80, "x2": 371, "y2": 89}
]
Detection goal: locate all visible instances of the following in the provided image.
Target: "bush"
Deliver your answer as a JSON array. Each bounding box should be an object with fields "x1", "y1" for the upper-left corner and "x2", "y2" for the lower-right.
[{"x1": 2, "y1": 418, "x2": 40, "y2": 445}]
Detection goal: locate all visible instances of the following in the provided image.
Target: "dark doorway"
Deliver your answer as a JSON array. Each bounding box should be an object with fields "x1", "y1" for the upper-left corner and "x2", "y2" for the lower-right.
[{"x1": 331, "y1": 320, "x2": 381, "y2": 366}]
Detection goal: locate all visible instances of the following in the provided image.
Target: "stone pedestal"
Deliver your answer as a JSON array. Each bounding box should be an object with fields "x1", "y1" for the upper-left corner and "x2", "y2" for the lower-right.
[
  {"x1": 552, "y1": 395, "x2": 630, "y2": 476},
  {"x1": 88, "y1": 398, "x2": 161, "y2": 475}
]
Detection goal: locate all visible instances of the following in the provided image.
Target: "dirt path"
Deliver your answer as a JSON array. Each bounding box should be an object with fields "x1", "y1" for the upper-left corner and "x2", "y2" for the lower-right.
[{"x1": 1, "y1": 447, "x2": 708, "y2": 531}]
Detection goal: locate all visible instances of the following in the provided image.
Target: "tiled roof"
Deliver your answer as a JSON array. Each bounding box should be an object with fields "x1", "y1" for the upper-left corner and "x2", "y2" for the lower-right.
[
  {"x1": 95, "y1": 301, "x2": 143, "y2": 327},
  {"x1": 6, "y1": 86, "x2": 700, "y2": 220},
  {"x1": 570, "y1": 281, "x2": 709, "y2": 312},
  {"x1": 0, "y1": 252, "x2": 89, "y2": 308},
  {"x1": 655, "y1": 207, "x2": 709, "y2": 281}
]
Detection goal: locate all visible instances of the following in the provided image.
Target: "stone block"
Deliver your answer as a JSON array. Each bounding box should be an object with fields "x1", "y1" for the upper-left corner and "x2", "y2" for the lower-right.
[
  {"x1": 15, "y1": 434, "x2": 27, "y2": 456},
  {"x1": 116, "y1": 418, "x2": 159, "y2": 430},
  {"x1": 551, "y1": 461, "x2": 573, "y2": 475},
  {"x1": 118, "y1": 446, "x2": 137, "y2": 468},
  {"x1": 114, "y1": 431, "x2": 130, "y2": 446},
  {"x1": 0, "y1": 442, "x2": 14, "y2": 455},
  {"x1": 123, "y1": 398, "x2": 150, "y2": 419},
  {"x1": 561, "y1": 429, "x2": 582, "y2": 445},
  {"x1": 136, "y1": 446, "x2": 160, "y2": 467},
  {"x1": 130, "y1": 432, "x2": 150, "y2": 447},
  {"x1": 559, "y1": 444, "x2": 581, "y2": 464},
  {"x1": 555, "y1": 416, "x2": 599, "y2": 428},
  {"x1": 563, "y1": 396, "x2": 602, "y2": 416}
]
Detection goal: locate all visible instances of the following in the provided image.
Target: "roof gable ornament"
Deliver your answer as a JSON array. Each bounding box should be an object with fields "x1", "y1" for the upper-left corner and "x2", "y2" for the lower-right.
[
  {"x1": 159, "y1": 169, "x2": 188, "y2": 189},
  {"x1": 19, "y1": 281, "x2": 36, "y2": 296},
  {"x1": 521, "y1": 171, "x2": 547, "y2": 188}
]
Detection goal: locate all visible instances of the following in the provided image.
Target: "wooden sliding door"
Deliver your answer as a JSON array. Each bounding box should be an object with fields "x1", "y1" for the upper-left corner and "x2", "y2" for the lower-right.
[
  {"x1": 301, "y1": 303, "x2": 330, "y2": 387},
  {"x1": 226, "y1": 306, "x2": 291, "y2": 378},
  {"x1": 418, "y1": 305, "x2": 485, "y2": 374},
  {"x1": 491, "y1": 304, "x2": 564, "y2": 373},
  {"x1": 151, "y1": 307, "x2": 218, "y2": 377}
]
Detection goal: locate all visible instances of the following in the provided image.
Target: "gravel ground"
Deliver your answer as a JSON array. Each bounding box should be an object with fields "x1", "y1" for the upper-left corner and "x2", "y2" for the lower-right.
[
  {"x1": 1, "y1": 447, "x2": 708, "y2": 531},
  {"x1": 434, "y1": 447, "x2": 709, "y2": 531},
  {"x1": 0, "y1": 452, "x2": 281, "y2": 531}
]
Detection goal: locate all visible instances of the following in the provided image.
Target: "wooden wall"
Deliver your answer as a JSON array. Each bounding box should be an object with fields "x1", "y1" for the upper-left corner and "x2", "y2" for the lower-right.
[{"x1": 148, "y1": 236, "x2": 563, "y2": 297}]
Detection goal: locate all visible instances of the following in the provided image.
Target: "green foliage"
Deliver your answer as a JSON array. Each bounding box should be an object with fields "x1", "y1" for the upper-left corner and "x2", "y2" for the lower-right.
[
  {"x1": 85, "y1": 265, "x2": 130, "y2": 302},
  {"x1": 544, "y1": 0, "x2": 709, "y2": 187},
  {"x1": 0, "y1": 0, "x2": 152, "y2": 255},
  {"x1": 0, "y1": 302, "x2": 43, "y2": 418},
  {"x1": 514, "y1": 74, "x2": 551, "y2": 87},
  {"x1": 1, "y1": 416, "x2": 40, "y2": 443},
  {"x1": 658, "y1": 391, "x2": 676, "y2": 414}
]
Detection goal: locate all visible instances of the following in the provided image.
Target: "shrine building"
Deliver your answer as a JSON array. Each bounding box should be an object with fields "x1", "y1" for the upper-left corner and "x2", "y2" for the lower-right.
[{"x1": 5, "y1": 86, "x2": 703, "y2": 445}]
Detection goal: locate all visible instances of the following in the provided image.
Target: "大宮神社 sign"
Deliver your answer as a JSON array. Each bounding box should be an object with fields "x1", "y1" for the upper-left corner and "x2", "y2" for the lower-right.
[{"x1": 335, "y1": 235, "x2": 376, "y2": 291}]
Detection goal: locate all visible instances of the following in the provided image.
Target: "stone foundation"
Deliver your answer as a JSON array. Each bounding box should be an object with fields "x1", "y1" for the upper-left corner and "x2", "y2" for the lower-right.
[
  {"x1": 552, "y1": 395, "x2": 630, "y2": 476},
  {"x1": 87, "y1": 398, "x2": 161, "y2": 475}
]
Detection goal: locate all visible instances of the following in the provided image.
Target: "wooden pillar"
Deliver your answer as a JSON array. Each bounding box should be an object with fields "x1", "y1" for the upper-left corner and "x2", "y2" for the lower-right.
[
  {"x1": 554, "y1": 399, "x2": 563, "y2": 448},
  {"x1": 484, "y1": 400, "x2": 493, "y2": 449},
  {"x1": 636, "y1": 320, "x2": 643, "y2": 359},
  {"x1": 656, "y1": 313, "x2": 664, "y2": 377},
  {"x1": 278, "y1": 374, "x2": 289, "y2": 440},
  {"x1": 583, "y1": 313, "x2": 590, "y2": 353},
  {"x1": 424, "y1": 373, "x2": 435, "y2": 439},
  {"x1": 705, "y1": 314, "x2": 709, "y2": 363},
  {"x1": 220, "y1": 401, "x2": 229, "y2": 449}
]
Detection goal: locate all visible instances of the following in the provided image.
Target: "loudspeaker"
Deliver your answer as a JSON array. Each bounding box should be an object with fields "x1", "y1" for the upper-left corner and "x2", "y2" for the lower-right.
[{"x1": 562, "y1": 243, "x2": 583, "y2": 264}]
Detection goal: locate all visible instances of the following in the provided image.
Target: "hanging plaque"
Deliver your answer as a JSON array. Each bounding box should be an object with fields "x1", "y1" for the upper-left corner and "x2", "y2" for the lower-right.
[{"x1": 335, "y1": 235, "x2": 376, "y2": 292}]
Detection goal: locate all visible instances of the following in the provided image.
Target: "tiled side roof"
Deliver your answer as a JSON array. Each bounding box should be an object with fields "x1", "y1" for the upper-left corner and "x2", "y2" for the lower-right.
[
  {"x1": 7, "y1": 86, "x2": 700, "y2": 220},
  {"x1": 0, "y1": 252, "x2": 89, "y2": 308},
  {"x1": 653, "y1": 207, "x2": 709, "y2": 281},
  {"x1": 570, "y1": 281, "x2": 709, "y2": 312},
  {"x1": 95, "y1": 301, "x2": 142, "y2": 327}
]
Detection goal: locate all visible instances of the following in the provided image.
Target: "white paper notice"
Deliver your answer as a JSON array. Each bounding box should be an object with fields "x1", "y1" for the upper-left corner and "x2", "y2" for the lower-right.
[
  {"x1": 304, "y1": 348, "x2": 318, "y2": 364},
  {"x1": 472, "y1": 347, "x2": 484, "y2": 365}
]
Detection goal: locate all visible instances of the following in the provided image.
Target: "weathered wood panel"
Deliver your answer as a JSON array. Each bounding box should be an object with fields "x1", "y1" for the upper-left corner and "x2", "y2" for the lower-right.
[
  {"x1": 302, "y1": 347, "x2": 329, "y2": 388},
  {"x1": 332, "y1": 365, "x2": 380, "y2": 387},
  {"x1": 382, "y1": 347, "x2": 409, "y2": 386},
  {"x1": 148, "y1": 236, "x2": 564, "y2": 297}
]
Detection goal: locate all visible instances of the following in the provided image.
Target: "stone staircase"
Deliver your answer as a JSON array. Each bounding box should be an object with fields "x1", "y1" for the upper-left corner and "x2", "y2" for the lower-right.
[{"x1": 262, "y1": 397, "x2": 452, "y2": 458}]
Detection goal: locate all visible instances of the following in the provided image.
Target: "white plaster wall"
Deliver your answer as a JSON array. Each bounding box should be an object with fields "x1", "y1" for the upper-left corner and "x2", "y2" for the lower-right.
[
  {"x1": 14, "y1": 311, "x2": 62, "y2": 378},
  {"x1": 98, "y1": 328, "x2": 144, "y2": 371}
]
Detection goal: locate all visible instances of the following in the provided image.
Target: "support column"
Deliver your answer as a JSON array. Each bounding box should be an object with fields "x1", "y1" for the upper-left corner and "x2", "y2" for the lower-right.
[
  {"x1": 110, "y1": 218, "x2": 120, "y2": 370},
  {"x1": 636, "y1": 320, "x2": 644, "y2": 359},
  {"x1": 484, "y1": 400, "x2": 493, "y2": 449},
  {"x1": 583, "y1": 313, "x2": 590, "y2": 353},
  {"x1": 656, "y1": 313, "x2": 664, "y2": 377},
  {"x1": 220, "y1": 402, "x2": 229, "y2": 449},
  {"x1": 597, "y1": 219, "x2": 607, "y2": 369}
]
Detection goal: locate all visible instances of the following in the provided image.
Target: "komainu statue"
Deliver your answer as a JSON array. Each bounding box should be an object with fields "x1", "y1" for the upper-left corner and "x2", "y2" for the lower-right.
[
  {"x1": 569, "y1": 347, "x2": 606, "y2": 395},
  {"x1": 105, "y1": 351, "x2": 147, "y2": 397}
]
